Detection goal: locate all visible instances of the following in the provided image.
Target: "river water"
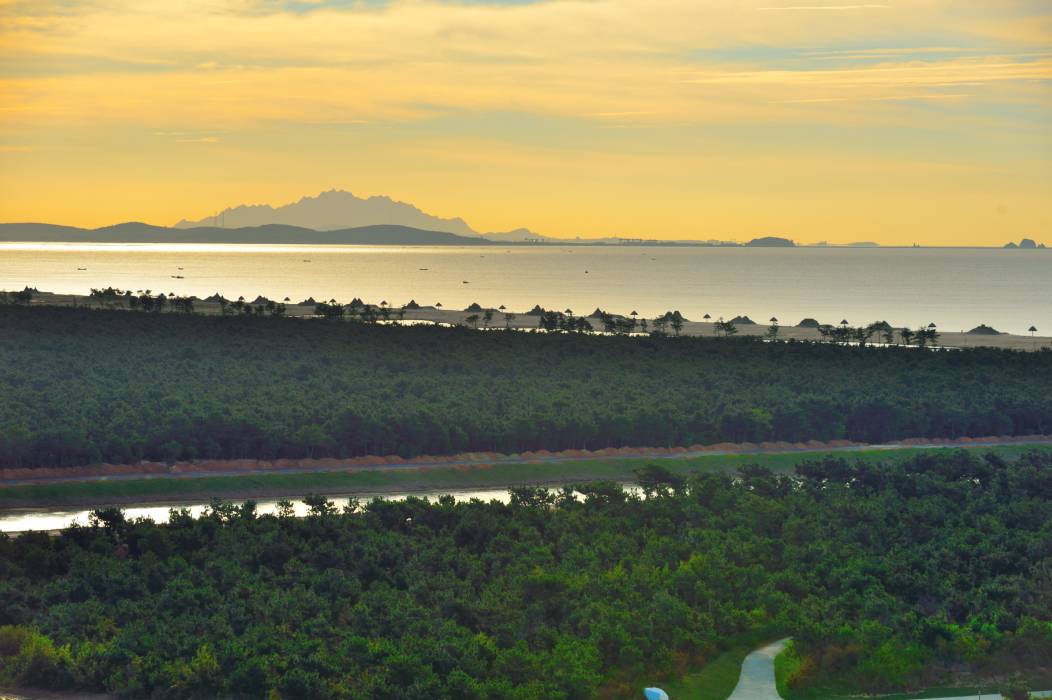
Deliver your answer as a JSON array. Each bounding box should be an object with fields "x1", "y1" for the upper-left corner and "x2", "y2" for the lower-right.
[
  {"x1": 0, "y1": 488, "x2": 516, "y2": 533},
  {"x1": 0, "y1": 485, "x2": 650, "y2": 533},
  {"x1": 2, "y1": 243, "x2": 1050, "y2": 334}
]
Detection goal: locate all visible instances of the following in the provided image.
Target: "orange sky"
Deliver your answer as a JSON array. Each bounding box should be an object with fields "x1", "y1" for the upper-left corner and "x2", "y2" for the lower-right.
[{"x1": 1, "y1": 0, "x2": 1050, "y2": 244}]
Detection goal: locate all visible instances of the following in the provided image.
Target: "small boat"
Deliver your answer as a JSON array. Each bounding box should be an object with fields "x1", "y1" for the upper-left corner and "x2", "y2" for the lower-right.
[
  {"x1": 76, "y1": 267, "x2": 87, "y2": 270},
  {"x1": 462, "y1": 280, "x2": 469, "y2": 284},
  {"x1": 419, "y1": 268, "x2": 428, "y2": 271}
]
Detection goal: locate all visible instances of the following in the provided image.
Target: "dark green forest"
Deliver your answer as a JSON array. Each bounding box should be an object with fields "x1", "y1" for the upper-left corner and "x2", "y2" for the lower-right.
[
  {"x1": 1, "y1": 451, "x2": 1050, "y2": 698},
  {"x1": 1, "y1": 306, "x2": 1051, "y2": 469}
]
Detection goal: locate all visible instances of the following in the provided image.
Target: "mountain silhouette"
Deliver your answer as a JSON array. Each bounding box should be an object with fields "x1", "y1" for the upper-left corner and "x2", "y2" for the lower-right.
[
  {"x1": 0, "y1": 222, "x2": 492, "y2": 246},
  {"x1": 174, "y1": 189, "x2": 477, "y2": 235}
]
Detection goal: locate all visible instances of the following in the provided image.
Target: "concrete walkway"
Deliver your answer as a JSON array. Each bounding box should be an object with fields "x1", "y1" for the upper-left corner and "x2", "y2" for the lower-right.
[
  {"x1": 726, "y1": 638, "x2": 790, "y2": 700},
  {"x1": 721, "y1": 637, "x2": 1050, "y2": 700}
]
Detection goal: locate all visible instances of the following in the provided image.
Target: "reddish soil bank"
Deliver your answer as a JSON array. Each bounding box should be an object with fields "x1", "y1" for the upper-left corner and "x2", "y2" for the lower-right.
[{"x1": 2, "y1": 435, "x2": 1050, "y2": 487}]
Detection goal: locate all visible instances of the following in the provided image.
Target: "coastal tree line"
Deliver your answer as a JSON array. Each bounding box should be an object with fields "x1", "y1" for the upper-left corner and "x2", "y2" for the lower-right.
[
  {"x1": 0, "y1": 450, "x2": 1049, "y2": 698},
  {"x1": 0, "y1": 305, "x2": 1050, "y2": 469},
  {"x1": 1, "y1": 287, "x2": 997, "y2": 350}
]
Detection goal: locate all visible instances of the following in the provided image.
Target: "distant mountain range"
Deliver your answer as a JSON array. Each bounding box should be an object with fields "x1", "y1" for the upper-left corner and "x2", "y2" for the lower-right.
[
  {"x1": 170, "y1": 189, "x2": 750, "y2": 245},
  {"x1": 0, "y1": 220, "x2": 781, "y2": 247},
  {"x1": 173, "y1": 189, "x2": 551, "y2": 243},
  {"x1": 2, "y1": 189, "x2": 1033, "y2": 249},
  {"x1": 0, "y1": 190, "x2": 909, "y2": 247},
  {"x1": 176, "y1": 190, "x2": 478, "y2": 235},
  {"x1": 0, "y1": 222, "x2": 492, "y2": 246}
]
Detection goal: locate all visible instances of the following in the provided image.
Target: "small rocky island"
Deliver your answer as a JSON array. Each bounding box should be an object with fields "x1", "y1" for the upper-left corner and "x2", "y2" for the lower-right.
[{"x1": 1003, "y1": 238, "x2": 1046, "y2": 249}]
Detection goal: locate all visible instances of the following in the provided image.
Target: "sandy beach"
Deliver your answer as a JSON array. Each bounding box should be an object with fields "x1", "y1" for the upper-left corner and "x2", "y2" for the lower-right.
[{"x1": 13, "y1": 290, "x2": 1052, "y2": 351}]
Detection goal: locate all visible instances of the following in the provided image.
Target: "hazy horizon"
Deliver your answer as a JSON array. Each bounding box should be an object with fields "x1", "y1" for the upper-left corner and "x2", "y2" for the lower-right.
[
  {"x1": 0, "y1": 188, "x2": 1048, "y2": 248},
  {"x1": 1, "y1": 0, "x2": 1050, "y2": 244}
]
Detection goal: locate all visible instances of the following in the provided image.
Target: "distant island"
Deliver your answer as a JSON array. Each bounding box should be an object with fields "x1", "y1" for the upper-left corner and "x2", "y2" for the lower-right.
[
  {"x1": 745, "y1": 236, "x2": 795, "y2": 247},
  {"x1": 1003, "y1": 237, "x2": 1046, "y2": 249}
]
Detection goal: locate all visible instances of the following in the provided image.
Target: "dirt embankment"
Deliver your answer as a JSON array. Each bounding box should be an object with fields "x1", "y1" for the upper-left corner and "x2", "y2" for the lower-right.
[{"x1": 3, "y1": 435, "x2": 1050, "y2": 487}]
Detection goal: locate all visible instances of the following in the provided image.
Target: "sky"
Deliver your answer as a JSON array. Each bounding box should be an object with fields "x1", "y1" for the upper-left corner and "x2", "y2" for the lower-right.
[{"x1": 0, "y1": 0, "x2": 1050, "y2": 244}]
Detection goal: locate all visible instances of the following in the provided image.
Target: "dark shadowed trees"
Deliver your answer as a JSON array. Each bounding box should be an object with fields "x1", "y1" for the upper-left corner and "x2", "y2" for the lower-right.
[{"x1": 0, "y1": 305, "x2": 1049, "y2": 469}]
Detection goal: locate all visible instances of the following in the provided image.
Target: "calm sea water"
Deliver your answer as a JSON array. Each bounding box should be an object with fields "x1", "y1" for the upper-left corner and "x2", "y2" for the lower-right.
[{"x1": 1, "y1": 243, "x2": 1050, "y2": 334}]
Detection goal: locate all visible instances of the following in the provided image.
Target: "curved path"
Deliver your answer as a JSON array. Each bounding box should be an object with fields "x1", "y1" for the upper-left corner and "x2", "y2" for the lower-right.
[
  {"x1": 726, "y1": 638, "x2": 790, "y2": 700},
  {"x1": 721, "y1": 638, "x2": 1051, "y2": 700}
]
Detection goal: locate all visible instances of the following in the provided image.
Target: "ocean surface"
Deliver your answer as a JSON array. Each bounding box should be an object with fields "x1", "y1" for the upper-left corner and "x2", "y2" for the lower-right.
[{"x1": 1, "y1": 243, "x2": 1050, "y2": 334}]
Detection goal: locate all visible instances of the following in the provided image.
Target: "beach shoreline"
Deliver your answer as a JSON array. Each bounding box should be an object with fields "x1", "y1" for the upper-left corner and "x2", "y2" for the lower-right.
[{"x1": 6, "y1": 290, "x2": 1051, "y2": 351}]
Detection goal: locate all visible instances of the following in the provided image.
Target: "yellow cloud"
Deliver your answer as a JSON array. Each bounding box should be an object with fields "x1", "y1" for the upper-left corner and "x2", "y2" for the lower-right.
[{"x1": 0, "y1": 0, "x2": 1049, "y2": 242}]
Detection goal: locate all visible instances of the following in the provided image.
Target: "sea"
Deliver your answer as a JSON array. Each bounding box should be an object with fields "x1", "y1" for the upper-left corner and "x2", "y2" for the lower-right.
[{"x1": 1, "y1": 243, "x2": 1050, "y2": 335}]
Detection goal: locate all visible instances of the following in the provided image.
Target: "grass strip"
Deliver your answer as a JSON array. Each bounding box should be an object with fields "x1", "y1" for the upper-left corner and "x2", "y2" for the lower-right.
[
  {"x1": 651, "y1": 645, "x2": 753, "y2": 700},
  {"x1": 775, "y1": 641, "x2": 1052, "y2": 700},
  {"x1": 1, "y1": 445, "x2": 1049, "y2": 509}
]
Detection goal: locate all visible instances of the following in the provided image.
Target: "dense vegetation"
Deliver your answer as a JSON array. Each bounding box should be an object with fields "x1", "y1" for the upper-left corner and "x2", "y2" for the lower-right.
[
  {"x1": 1, "y1": 305, "x2": 1051, "y2": 469},
  {"x1": 1, "y1": 450, "x2": 1049, "y2": 698}
]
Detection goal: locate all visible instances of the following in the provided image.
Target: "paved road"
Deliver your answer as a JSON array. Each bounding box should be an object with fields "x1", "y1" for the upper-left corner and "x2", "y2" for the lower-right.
[
  {"x1": 722, "y1": 638, "x2": 1050, "y2": 700},
  {"x1": 722, "y1": 640, "x2": 1050, "y2": 700},
  {"x1": 726, "y1": 638, "x2": 790, "y2": 700}
]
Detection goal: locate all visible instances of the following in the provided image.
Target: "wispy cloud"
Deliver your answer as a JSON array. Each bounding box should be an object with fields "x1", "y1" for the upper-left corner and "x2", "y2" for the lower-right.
[
  {"x1": 590, "y1": 110, "x2": 660, "y2": 118},
  {"x1": 682, "y1": 59, "x2": 1052, "y2": 88},
  {"x1": 776, "y1": 93, "x2": 975, "y2": 103},
  {"x1": 0, "y1": 0, "x2": 1049, "y2": 243},
  {"x1": 756, "y1": 4, "x2": 888, "y2": 10}
]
